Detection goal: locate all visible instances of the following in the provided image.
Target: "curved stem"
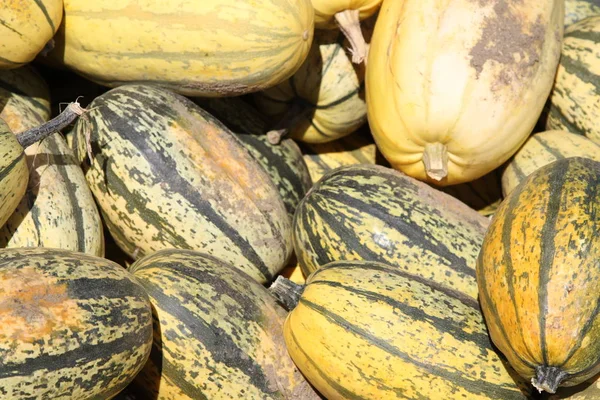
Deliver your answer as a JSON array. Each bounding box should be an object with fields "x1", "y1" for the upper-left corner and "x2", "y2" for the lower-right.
[
  {"x1": 16, "y1": 102, "x2": 85, "y2": 149},
  {"x1": 265, "y1": 101, "x2": 308, "y2": 145},
  {"x1": 335, "y1": 9, "x2": 369, "y2": 65}
]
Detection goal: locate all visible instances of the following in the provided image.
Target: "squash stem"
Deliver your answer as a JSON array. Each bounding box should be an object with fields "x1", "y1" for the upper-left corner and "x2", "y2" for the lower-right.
[
  {"x1": 266, "y1": 101, "x2": 308, "y2": 145},
  {"x1": 335, "y1": 9, "x2": 369, "y2": 65},
  {"x1": 423, "y1": 142, "x2": 449, "y2": 182},
  {"x1": 16, "y1": 102, "x2": 85, "y2": 149},
  {"x1": 531, "y1": 366, "x2": 568, "y2": 394},
  {"x1": 269, "y1": 275, "x2": 305, "y2": 311}
]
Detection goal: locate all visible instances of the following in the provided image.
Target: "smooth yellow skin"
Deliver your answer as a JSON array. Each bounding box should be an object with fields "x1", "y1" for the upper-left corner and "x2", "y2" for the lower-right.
[
  {"x1": 52, "y1": 0, "x2": 314, "y2": 97},
  {"x1": 312, "y1": 0, "x2": 382, "y2": 28},
  {"x1": 366, "y1": 0, "x2": 564, "y2": 186},
  {"x1": 0, "y1": 0, "x2": 63, "y2": 68}
]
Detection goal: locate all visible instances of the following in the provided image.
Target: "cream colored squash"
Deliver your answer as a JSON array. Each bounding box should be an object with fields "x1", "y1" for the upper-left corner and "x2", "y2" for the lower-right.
[{"x1": 366, "y1": 0, "x2": 564, "y2": 186}]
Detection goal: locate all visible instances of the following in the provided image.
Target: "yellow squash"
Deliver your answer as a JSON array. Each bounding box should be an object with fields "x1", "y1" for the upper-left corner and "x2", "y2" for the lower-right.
[
  {"x1": 366, "y1": 0, "x2": 564, "y2": 186},
  {"x1": 0, "y1": 0, "x2": 63, "y2": 68},
  {"x1": 311, "y1": 0, "x2": 382, "y2": 63},
  {"x1": 49, "y1": 0, "x2": 315, "y2": 97}
]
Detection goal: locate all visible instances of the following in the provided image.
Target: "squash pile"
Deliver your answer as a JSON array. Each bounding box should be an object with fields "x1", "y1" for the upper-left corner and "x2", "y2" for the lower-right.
[{"x1": 2, "y1": 0, "x2": 600, "y2": 399}]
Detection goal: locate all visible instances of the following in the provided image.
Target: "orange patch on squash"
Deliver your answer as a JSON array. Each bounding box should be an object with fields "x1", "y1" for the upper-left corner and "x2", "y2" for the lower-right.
[{"x1": 0, "y1": 266, "x2": 81, "y2": 343}]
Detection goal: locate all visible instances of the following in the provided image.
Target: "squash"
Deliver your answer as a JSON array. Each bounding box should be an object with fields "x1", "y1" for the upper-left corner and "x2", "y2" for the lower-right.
[
  {"x1": 252, "y1": 17, "x2": 375, "y2": 144},
  {"x1": 565, "y1": 0, "x2": 600, "y2": 26},
  {"x1": 477, "y1": 157, "x2": 600, "y2": 393},
  {"x1": 0, "y1": 247, "x2": 153, "y2": 399},
  {"x1": 191, "y1": 96, "x2": 312, "y2": 222},
  {"x1": 48, "y1": 0, "x2": 314, "y2": 97},
  {"x1": 71, "y1": 84, "x2": 292, "y2": 285},
  {"x1": 127, "y1": 248, "x2": 321, "y2": 399},
  {"x1": 284, "y1": 260, "x2": 531, "y2": 399},
  {"x1": 502, "y1": 130, "x2": 600, "y2": 196},
  {"x1": 545, "y1": 16, "x2": 600, "y2": 144},
  {"x1": 311, "y1": 0, "x2": 381, "y2": 64},
  {"x1": 366, "y1": 0, "x2": 564, "y2": 185},
  {"x1": 0, "y1": 0, "x2": 63, "y2": 68},
  {"x1": 0, "y1": 66, "x2": 104, "y2": 255},
  {"x1": 293, "y1": 164, "x2": 490, "y2": 299},
  {"x1": 0, "y1": 119, "x2": 30, "y2": 228}
]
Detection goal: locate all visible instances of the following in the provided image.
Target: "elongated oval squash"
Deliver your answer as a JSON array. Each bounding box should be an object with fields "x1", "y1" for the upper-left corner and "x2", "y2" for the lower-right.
[
  {"x1": 284, "y1": 260, "x2": 531, "y2": 399},
  {"x1": 0, "y1": 67, "x2": 104, "y2": 255},
  {"x1": 253, "y1": 24, "x2": 371, "y2": 143},
  {"x1": 71, "y1": 84, "x2": 292, "y2": 284},
  {"x1": 0, "y1": 0, "x2": 62, "y2": 69},
  {"x1": 191, "y1": 96, "x2": 312, "y2": 222},
  {"x1": 128, "y1": 248, "x2": 321, "y2": 400},
  {"x1": 565, "y1": 0, "x2": 600, "y2": 26},
  {"x1": 0, "y1": 247, "x2": 153, "y2": 399},
  {"x1": 502, "y1": 130, "x2": 600, "y2": 196},
  {"x1": 293, "y1": 164, "x2": 489, "y2": 299},
  {"x1": 366, "y1": 0, "x2": 564, "y2": 185},
  {"x1": 477, "y1": 157, "x2": 600, "y2": 393},
  {"x1": 545, "y1": 16, "x2": 600, "y2": 144},
  {"x1": 49, "y1": 0, "x2": 314, "y2": 97}
]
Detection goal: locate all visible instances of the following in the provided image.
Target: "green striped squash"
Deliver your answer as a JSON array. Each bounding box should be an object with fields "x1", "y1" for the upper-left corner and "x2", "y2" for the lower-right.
[
  {"x1": 0, "y1": 0, "x2": 62, "y2": 68},
  {"x1": 48, "y1": 0, "x2": 314, "y2": 96},
  {"x1": 128, "y1": 248, "x2": 322, "y2": 400},
  {"x1": 71, "y1": 84, "x2": 292, "y2": 284},
  {"x1": 437, "y1": 169, "x2": 504, "y2": 217},
  {"x1": 299, "y1": 127, "x2": 382, "y2": 182},
  {"x1": 477, "y1": 157, "x2": 600, "y2": 393},
  {"x1": 252, "y1": 17, "x2": 374, "y2": 143},
  {"x1": 0, "y1": 247, "x2": 153, "y2": 399},
  {"x1": 191, "y1": 96, "x2": 313, "y2": 222},
  {"x1": 502, "y1": 130, "x2": 600, "y2": 196},
  {"x1": 565, "y1": 0, "x2": 600, "y2": 26},
  {"x1": 284, "y1": 260, "x2": 531, "y2": 399},
  {"x1": 546, "y1": 16, "x2": 600, "y2": 144},
  {"x1": 293, "y1": 164, "x2": 490, "y2": 299},
  {"x1": 0, "y1": 67, "x2": 104, "y2": 255}
]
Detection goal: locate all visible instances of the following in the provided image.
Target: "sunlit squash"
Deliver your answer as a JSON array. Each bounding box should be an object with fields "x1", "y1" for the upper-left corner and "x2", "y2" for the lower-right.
[
  {"x1": 477, "y1": 157, "x2": 600, "y2": 394},
  {"x1": 366, "y1": 0, "x2": 564, "y2": 185},
  {"x1": 565, "y1": 0, "x2": 600, "y2": 26},
  {"x1": 0, "y1": 0, "x2": 62, "y2": 68},
  {"x1": 47, "y1": 0, "x2": 314, "y2": 97}
]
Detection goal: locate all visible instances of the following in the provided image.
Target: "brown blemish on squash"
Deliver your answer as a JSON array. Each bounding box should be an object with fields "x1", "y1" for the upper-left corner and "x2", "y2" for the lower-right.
[
  {"x1": 469, "y1": 1, "x2": 545, "y2": 87},
  {"x1": 0, "y1": 266, "x2": 81, "y2": 343}
]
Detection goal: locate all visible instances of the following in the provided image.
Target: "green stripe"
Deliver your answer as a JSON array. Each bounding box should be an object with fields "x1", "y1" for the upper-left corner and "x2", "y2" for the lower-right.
[
  {"x1": 288, "y1": 327, "x2": 368, "y2": 400},
  {"x1": 560, "y1": 53, "x2": 600, "y2": 94},
  {"x1": 532, "y1": 135, "x2": 569, "y2": 160},
  {"x1": 538, "y1": 159, "x2": 570, "y2": 365},
  {"x1": 310, "y1": 279, "x2": 492, "y2": 348},
  {"x1": 477, "y1": 256, "x2": 537, "y2": 370},
  {"x1": 547, "y1": 102, "x2": 583, "y2": 135},
  {"x1": 500, "y1": 181, "x2": 538, "y2": 363},
  {"x1": 0, "y1": 150, "x2": 24, "y2": 182},
  {"x1": 32, "y1": 0, "x2": 56, "y2": 31},
  {"x1": 314, "y1": 261, "x2": 479, "y2": 310},
  {"x1": 316, "y1": 83, "x2": 363, "y2": 109},
  {"x1": 300, "y1": 298, "x2": 526, "y2": 399},
  {"x1": 0, "y1": 18, "x2": 23, "y2": 37},
  {"x1": 565, "y1": 27, "x2": 600, "y2": 43}
]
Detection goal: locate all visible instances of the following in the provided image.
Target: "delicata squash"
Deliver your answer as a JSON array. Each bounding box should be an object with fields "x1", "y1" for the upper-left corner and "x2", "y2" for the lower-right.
[{"x1": 366, "y1": 0, "x2": 564, "y2": 186}]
